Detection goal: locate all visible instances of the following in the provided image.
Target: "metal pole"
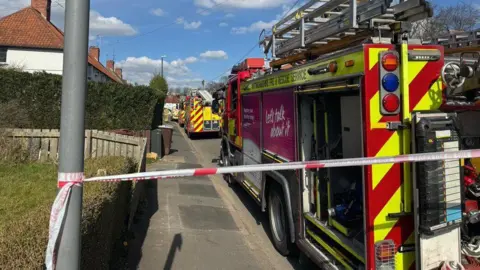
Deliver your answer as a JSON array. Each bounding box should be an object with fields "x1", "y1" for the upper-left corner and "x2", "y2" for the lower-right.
[
  {"x1": 160, "y1": 55, "x2": 166, "y2": 78},
  {"x1": 56, "y1": 0, "x2": 90, "y2": 268}
]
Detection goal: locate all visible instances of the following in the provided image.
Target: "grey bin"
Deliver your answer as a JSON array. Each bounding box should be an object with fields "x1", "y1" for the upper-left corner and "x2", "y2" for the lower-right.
[
  {"x1": 159, "y1": 125, "x2": 174, "y2": 156},
  {"x1": 150, "y1": 129, "x2": 163, "y2": 158}
]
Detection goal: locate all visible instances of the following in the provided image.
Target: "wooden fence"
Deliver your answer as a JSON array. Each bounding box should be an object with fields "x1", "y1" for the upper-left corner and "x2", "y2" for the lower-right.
[{"x1": 2, "y1": 129, "x2": 147, "y2": 164}]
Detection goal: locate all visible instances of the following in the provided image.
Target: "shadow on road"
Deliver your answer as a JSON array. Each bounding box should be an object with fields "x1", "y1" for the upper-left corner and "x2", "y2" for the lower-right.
[
  {"x1": 188, "y1": 132, "x2": 221, "y2": 141},
  {"x1": 163, "y1": 233, "x2": 183, "y2": 270},
  {"x1": 227, "y1": 182, "x2": 319, "y2": 270},
  {"x1": 127, "y1": 180, "x2": 159, "y2": 269},
  {"x1": 169, "y1": 148, "x2": 179, "y2": 154}
]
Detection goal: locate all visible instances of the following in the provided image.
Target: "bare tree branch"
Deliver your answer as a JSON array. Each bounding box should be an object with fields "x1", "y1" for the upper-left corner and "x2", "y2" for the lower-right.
[{"x1": 409, "y1": 2, "x2": 479, "y2": 41}]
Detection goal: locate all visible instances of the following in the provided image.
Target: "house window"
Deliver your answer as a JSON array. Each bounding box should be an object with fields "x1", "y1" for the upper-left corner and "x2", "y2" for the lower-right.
[{"x1": 0, "y1": 47, "x2": 7, "y2": 63}]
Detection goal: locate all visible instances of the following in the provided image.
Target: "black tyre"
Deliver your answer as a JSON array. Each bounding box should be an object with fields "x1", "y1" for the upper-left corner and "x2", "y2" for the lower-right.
[
  {"x1": 220, "y1": 148, "x2": 235, "y2": 186},
  {"x1": 268, "y1": 184, "x2": 292, "y2": 256}
]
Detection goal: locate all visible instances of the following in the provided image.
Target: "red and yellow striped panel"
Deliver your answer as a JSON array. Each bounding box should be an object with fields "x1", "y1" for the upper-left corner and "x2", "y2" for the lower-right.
[
  {"x1": 363, "y1": 44, "x2": 444, "y2": 269},
  {"x1": 192, "y1": 101, "x2": 203, "y2": 133}
]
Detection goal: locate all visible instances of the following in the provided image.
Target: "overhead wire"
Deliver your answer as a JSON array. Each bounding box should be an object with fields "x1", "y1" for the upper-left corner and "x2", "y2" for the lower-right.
[{"x1": 208, "y1": 0, "x2": 304, "y2": 82}]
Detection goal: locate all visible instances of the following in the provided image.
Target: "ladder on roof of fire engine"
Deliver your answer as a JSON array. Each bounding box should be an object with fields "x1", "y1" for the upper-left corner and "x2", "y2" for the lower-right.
[
  {"x1": 197, "y1": 90, "x2": 214, "y2": 103},
  {"x1": 424, "y1": 29, "x2": 480, "y2": 54},
  {"x1": 260, "y1": 0, "x2": 433, "y2": 59}
]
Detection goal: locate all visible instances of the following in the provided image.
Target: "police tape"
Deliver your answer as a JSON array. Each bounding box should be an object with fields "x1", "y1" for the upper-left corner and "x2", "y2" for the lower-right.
[{"x1": 46, "y1": 149, "x2": 480, "y2": 269}]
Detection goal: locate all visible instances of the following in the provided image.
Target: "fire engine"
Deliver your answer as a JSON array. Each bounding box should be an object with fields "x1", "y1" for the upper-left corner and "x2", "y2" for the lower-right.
[
  {"x1": 178, "y1": 98, "x2": 187, "y2": 127},
  {"x1": 216, "y1": 0, "x2": 480, "y2": 269},
  {"x1": 183, "y1": 89, "x2": 222, "y2": 138}
]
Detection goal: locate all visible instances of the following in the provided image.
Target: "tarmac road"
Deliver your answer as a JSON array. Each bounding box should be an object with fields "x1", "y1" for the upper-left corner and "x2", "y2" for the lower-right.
[
  {"x1": 128, "y1": 123, "x2": 318, "y2": 270},
  {"x1": 182, "y1": 125, "x2": 319, "y2": 270}
]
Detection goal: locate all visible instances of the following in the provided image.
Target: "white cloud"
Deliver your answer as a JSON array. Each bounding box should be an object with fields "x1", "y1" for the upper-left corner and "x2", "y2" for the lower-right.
[
  {"x1": 231, "y1": 20, "x2": 276, "y2": 34},
  {"x1": 184, "y1": 21, "x2": 202, "y2": 29},
  {"x1": 166, "y1": 77, "x2": 203, "y2": 89},
  {"x1": 219, "y1": 22, "x2": 228, "y2": 27},
  {"x1": 117, "y1": 56, "x2": 200, "y2": 85},
  {"x1": 176, "y1": 17, "x2": 202, "y2": 30},
  {"x1": 150, "y1": 8, "x2": 165, "y2": 16},
  {"x1": 200, "y1": 50, "x2": 228, "y2": 60},
  {"x1": 197, "y1": 8, "x2": 210, "y2": 16},
  {"x1": 0, "y1": 0, "x2": 28, "y2": 17},
  {"x1": 89, "y1": 10, "x2": 137, "y2": 37},
  {"x1": 184, "y1": 57, "x2": 199, "y2": 64},
  {"x1": 194, "y1": 0, "x2": 291, "y2": 9},
  {"x1": 276, "y1": 3, "x2": 300, "y2": 20},
  {"x1": 225, "y1": 13, "x2": 235, "y2": 18},
  {"x1": 0, "y1": 1, "x2": 137, "y2": 37}
]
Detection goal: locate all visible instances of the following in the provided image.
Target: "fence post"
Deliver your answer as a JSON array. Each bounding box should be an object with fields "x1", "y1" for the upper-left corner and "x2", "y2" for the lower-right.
[{"x1": 84, "y1": 130, "x2": 92, "y2": 159}]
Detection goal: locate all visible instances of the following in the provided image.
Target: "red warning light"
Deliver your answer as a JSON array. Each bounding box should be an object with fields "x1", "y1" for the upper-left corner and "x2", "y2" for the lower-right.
[{"x1": 382, "y1": 94, "x2": 400, "y2": 113}]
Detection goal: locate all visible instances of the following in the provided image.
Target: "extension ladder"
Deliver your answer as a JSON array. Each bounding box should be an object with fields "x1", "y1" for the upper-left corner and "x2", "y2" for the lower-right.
[{"x1": 260, "y1": 0, "x2": 433, "y2": 59}]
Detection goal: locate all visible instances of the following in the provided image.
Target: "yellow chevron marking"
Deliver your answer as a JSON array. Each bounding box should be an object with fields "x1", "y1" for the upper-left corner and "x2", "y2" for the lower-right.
[
  {"x1": 369, "y1": 48, "x2": 388, "y2": 70},
  {"x1": 372, "y1": 132, "x2": 400, "y2": 189},
  {"x1": 396, "y1": 232, "x2": 415, "y2": 270},
  {"x1": 194, "y1": 122, "x2": 203, "y2": 132},
  {"x1": 369, "y1": 91, "x2": 385, "y2": 130},
  {"x1": 193, "y1": 114, "x2": 203, "y2": 125},
  {"x1": 374, "y1": 187, "x2": 402, "y2": 242},
  {"x1": 192, "y1": 110, "x2": 203, "y2": 123},
  {"x1": 194, "y1": 118, "x2": 203, "y2": 129}
]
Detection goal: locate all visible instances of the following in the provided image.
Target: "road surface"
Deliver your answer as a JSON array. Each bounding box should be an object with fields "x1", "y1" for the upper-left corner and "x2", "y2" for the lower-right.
[
  {"x1": 127, "y1": 123, "x2": 319, "y2": 270},
  {"x1": 180, "y1": 124, "x2": 319, "y2": 270}
]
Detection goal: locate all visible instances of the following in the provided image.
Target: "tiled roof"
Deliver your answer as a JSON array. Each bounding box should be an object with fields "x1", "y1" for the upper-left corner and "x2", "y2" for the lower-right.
[
  {"x1": 165, "y1": 96, "x2": 181, "y2": 103},
  {"x1": 88, "y1": 55, "x2": 124, "y2": 83},
  {"x1": 0, "y1": 7, "x2": 124, "y2": 83},
  {"x1": 0, "y1": 7, "x2": 63, "y2": 49}
]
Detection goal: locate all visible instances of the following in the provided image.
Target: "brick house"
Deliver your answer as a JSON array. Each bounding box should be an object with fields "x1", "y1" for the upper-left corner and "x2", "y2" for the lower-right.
[{"x1": 0, "y1": 0, "x2": 124, "y2": 83}]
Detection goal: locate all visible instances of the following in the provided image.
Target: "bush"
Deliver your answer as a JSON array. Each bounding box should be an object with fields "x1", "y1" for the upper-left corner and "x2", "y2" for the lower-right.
[
  {"x1": 0, "y1": 69, "x2": 163, "y2": 130},
  {"x1": 0, "y1": 157, "x2": 137, "y2": 269}
]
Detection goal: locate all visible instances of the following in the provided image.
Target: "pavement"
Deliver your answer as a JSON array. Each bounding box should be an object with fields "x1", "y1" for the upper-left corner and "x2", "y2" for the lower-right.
[{"x1": 127, "y1": 123, "x2": 318, "y2": 270}]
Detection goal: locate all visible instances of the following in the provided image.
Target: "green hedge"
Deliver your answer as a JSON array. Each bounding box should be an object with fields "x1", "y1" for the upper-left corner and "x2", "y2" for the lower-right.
[{"x1": 0, "y1": 69, "x2": 163, "y2": 130}]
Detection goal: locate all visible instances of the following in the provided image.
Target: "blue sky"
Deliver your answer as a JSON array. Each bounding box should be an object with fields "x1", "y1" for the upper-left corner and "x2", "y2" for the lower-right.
[{"x1": 0, "y1": 0, "x2": 471, "y2": 88}]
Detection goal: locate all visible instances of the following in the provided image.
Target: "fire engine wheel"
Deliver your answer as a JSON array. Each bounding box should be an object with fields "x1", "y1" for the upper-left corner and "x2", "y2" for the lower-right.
[
  {"x1": 220, "y1": 150, "x2": 234, "y2": 186},
  {"x1": 268, "y1": 184, "x2": 291, "y2": 256}
]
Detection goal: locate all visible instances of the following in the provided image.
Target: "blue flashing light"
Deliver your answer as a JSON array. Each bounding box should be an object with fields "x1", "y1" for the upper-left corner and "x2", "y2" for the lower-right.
[{"x1": 382, "y1": 73, "x2": 399, "y2": 92}]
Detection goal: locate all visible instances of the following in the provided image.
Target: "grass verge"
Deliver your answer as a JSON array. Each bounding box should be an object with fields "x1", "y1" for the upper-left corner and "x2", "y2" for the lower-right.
[{"x1": 0, "y1": 156, "x2": 136, "y2": 269}]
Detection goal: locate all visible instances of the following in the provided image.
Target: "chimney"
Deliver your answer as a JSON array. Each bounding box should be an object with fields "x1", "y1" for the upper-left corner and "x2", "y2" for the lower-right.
[
  {"x1": 89, "y1": 46, "x2": 100, "y2": 61},
  {"x1": 106, "y1": 60, "x2": 114, "y2": 70},
  {"x1": 115, "y1": 68, "x2": 123, "y2": 79},
  {"x1": 31, "y1": 0, "x2": 52, "y2": 21}
]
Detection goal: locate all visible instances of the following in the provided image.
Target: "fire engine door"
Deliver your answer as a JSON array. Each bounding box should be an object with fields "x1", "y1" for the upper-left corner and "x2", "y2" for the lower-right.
[{"x1": 298, "y1": 95, "x2": 329, "y2": 221}]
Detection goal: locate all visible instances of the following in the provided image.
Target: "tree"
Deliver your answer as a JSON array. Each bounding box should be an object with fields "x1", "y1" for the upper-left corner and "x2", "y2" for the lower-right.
[
  {"x1": 205, "y1": 76, "x2": 229, "y2": 93},
  {"x1": 410, "y1": 2, "x2": 479, "y2": 42},
  {"x1": 149, "y1": 74, "x2": 168, "y2": 98}
]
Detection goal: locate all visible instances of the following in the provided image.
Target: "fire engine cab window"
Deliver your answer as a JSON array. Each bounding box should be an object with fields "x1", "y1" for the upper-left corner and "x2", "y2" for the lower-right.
[{"x1": 231, "y1": 82, "x2": 238, "y2": 110}]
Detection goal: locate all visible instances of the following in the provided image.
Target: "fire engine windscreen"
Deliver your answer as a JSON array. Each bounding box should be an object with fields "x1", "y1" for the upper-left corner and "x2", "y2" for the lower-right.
[{"x1": 299, "y1": 92, "x2": 364, "y2": 242}]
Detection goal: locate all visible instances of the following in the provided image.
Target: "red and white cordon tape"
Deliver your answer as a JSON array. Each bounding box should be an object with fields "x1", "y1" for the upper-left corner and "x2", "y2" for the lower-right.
[
  {"x1": 46, "y1": 172, "x2": 84, "y2": 270},
  {"x1": 46, "y1": 149, "x2": 480, "y2": 270}
]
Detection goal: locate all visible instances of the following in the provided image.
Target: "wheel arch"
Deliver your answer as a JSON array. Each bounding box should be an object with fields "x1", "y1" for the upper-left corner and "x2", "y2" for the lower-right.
[{"x1": 262, "y1": 171, "x2": 295, "y2": 244}]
